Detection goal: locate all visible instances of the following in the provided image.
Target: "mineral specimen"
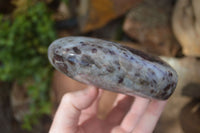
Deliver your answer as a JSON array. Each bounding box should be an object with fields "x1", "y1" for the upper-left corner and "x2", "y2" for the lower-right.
[{"x1": 48, "y1": 37, "x2": 178, "y2": 100}]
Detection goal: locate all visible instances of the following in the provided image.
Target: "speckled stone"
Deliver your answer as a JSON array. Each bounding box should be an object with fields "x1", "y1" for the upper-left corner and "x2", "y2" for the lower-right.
[{"x1": 48, "y1": 37, "x2": 178, "y2": 100}]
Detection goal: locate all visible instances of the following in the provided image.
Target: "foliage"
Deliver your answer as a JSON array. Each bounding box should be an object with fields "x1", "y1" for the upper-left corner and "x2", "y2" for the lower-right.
[{"x1": 0, "y1": 1, "x2": 56, "y2": 130}]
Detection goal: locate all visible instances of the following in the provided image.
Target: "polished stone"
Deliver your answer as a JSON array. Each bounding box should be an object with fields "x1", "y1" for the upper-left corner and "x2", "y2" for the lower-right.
[{"x1": 48, "y1": 37, "x2": 178, "y2": 100}]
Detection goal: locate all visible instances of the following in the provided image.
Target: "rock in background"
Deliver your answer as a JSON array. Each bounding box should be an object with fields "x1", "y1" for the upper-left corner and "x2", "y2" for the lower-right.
[
  {"x1": 172, "y1": 0, "x2": 200, "y2": 57},
  {"x1": 78, "y1": 0, "x2": 142, "y2": 32},
  {"x1": 123, "y1": 0, "x2": 181, "y2": 56}
]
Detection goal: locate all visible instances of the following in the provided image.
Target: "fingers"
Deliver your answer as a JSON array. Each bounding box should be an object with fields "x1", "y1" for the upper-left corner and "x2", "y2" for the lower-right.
[
  {"x1": 120, "y1": 96, "x2": 150, "y2": 132},
  {"x1": 79, "y1": 89, "x2": 103, "y2": 124},
  {"x1": 49, "y1": 86, "x2": 99, "y2": 133},
  {"x1": 111, "y1": 126, "x2": 127, "y2": 133},
  {"x1": 132, "y1": 99, "x2": 167, "y2": 133},
  {"x1": 106, "y1": 94, "x2": 134, "y2": 125}
]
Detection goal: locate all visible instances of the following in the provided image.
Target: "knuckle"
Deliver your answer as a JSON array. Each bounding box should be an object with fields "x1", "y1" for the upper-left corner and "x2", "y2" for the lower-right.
[{"x1": 61, "y1": 93, "x2": 72, "y2": 103}]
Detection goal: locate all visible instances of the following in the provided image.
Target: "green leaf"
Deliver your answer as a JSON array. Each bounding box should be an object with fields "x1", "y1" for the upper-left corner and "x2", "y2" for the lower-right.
[{"x1": 0, "y1": 1, "x2": 56, "y2": 130}]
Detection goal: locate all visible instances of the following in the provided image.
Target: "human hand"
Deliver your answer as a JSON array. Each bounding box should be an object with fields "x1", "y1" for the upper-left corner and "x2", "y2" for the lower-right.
[{"x1": 49, "y1": 86, "x2": 167, "y2": 133}]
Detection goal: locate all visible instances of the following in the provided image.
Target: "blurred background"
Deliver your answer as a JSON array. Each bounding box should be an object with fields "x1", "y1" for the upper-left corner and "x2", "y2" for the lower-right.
[{"x1": 0, "y1": 0, "x2": 200, "y2": 133}]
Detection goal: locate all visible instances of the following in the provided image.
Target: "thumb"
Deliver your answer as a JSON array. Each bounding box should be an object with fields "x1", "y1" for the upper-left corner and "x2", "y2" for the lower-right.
[{"x1": 49, "y1": 86, "x2": 98, "y2": 133}]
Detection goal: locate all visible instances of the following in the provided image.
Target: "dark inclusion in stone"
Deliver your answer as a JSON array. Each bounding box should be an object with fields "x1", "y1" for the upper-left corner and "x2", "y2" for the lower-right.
[
  {"x1": 80, "y1": 41, "x2": 89, "y2": 46},
  {"x1": 123, "y1": 52, "x2": 128, "y2": 57},
  {"x1": 161, "y1": 92, "x2": 167, "y2": 98},
  {"x1": 152, "y1": 80, "x2": 157, "y2": 84},
  {"x1": 66, "y1": 56, "x2": 77, "y2": 65},
  {"x1": 106, "y1": 66, "x2": 115, "y2": 73},
  {"x1": 108, "y1": 50, "x2": 115, "y2": 55},
  {"x1": 164, "y1": 84, "x2": 171, "y2": 91},
  {"x1": 80, "y1": 55, "x2": 95, "y2": 66},
  {"x1": 57, "y1": 63, "x2": 68, "y2": 74},
  {"x1": 118, "y1": 77, "x2": 124, "y2": 84},
  {"x1": 139, "y1": 79, "x2": 149, "y2": 86},
  {"x1": 97, "y1": 46, "x2": 103, "y2": 49},
  {"x1": 150, "y1": 89, "x2": 155, "y2": 94},
  {"x1": 72, "y1": 47, "x2": 81, "y2": 54},
  {"x1": 135, "y1": 73, "x2": 140, "y2": 77},
  {"x1": 92, "y1": 48, "x2": 97, "y2": 53},
  {"x1": 53, "y1": 54, "x2": 63, "y2": 62},
  {"x1": 66, "y1": 48, "x2": 70, "y2": 52},
  {"x1": 168, "y1": 71, "x2": 173, "y2": 77}
]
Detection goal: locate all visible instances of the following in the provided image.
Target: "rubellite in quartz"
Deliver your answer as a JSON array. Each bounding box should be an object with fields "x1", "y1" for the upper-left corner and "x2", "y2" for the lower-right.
[{"x1": 48, "y1": 37, "x2": 178, "y2": 100}]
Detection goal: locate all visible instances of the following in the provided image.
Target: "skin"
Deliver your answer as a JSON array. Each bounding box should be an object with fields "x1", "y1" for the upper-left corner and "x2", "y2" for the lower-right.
[{"x1": 49, "y1": 86, "x2": 167, "y2": 133}]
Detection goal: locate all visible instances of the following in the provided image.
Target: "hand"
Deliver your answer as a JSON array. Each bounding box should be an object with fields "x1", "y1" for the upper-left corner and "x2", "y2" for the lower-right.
[{"x1": 49, "y1": 86, "x2": 167, "y2": 133}]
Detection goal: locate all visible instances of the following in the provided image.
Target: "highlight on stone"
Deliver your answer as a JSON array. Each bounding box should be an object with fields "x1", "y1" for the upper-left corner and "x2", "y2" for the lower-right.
[{"x1": 48, "y1": 36, "x2": 178, "y2": 100}]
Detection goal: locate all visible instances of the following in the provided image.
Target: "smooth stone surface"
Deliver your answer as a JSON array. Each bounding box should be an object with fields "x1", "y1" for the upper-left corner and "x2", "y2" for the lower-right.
[{"x1": 48, "y1": 36, "x2": 178, "y2": 100}]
